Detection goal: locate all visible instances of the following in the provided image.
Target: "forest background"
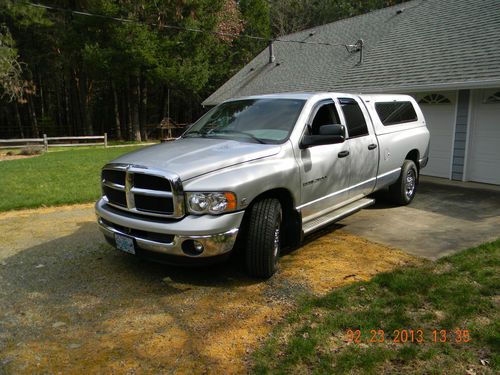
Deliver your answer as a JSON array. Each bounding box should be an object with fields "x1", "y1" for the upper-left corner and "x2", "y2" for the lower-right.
[{"x1": 0, "y1": 0, "x2": 405, "y2": 141}]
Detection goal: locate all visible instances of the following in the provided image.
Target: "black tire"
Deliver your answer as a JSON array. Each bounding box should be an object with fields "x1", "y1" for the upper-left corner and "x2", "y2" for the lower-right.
[
  {"x1": 388, "y1": 160, "x2": 418, "y2": 205},
  {"x1": 245, "y1": 198, "x2": 282, "y2": 278}
]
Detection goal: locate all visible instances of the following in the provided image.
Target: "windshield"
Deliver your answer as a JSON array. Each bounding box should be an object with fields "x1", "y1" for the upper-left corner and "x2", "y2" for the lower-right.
[{"x1": 183, "y1": 98, "x2": 306, "y2": 144}]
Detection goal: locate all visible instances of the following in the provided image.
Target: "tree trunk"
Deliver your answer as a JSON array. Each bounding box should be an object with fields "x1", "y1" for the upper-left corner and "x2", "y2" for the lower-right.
[
  {"x1": 0, "y1": 108, "x2": 7, "y2": 138},
  {"x1": 188, "y1": 95, "x2": 193, "y2": 123},
  {"x1": 46, "y1": 80, "x2": 53, "y2": 132},
  {"x1": 27, "y1": 96, "x2": 39, "y2": 137},
  {"x1": 78, "y1": 72, "x2": 93, "y2": 135},
  {"x1": 126, "y1": 88, "x2": 133, "y2": 141},
  {"x1": 159, "y1": 85, "x2": 168, "y2": 122},
  {"x1": 55, "y1": 86, "x2": 63, "y2": 132},
  {"x1": 85, "y1": 78, "x2": 94, "y2": 135},
  {"x1": 39, "y1": 75, "x2": 45, "y2": 119},
  {"x1": 128, "y1": 75, "x2": 141, "y2": 142},
  {"x1": 122, "y1": 91, "x2": 130, "y2": 140},
  {"x1": 111, "y1": 81, "x2": 122, "y2": 140},
  {"x1": 1, "y1": 107, "x2": 10, "y2": 138},
  {"x1": 71, "y1": 71, "x2": 82, "y2": 135},
  {"x1": 74, "y1": 70, "x2": 93, "y2": 135},
  {"x1": 62, "y1": 76, "x2": 72, "y2": 135},
  {"x1": 13, "y1": 102, "x2": 24, "y2": 138},
  {"x1": 66, "y1": 83, "x2": 73, "y2": 136},
  {"x1": 139, "y1": 74, "x2": 148, "y2": 141}
]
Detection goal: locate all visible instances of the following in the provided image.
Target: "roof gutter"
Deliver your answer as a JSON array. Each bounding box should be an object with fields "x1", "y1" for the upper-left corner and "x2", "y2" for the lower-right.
[
  {"x1": 203, "y1": 79, "x2": 500, "y2": 106},
  {"x1": 352, "y1": 79, "x2": 500, "y2": 94}
]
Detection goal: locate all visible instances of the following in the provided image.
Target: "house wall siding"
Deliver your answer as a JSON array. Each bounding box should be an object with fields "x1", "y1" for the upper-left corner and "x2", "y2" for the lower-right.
[{"x1": 451, "y1": 89, "x2": 470, "y2": 180}]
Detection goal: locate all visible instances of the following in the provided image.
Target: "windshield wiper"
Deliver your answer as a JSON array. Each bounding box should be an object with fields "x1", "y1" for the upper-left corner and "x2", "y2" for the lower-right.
[
  {"x1": 212, "y1": 130, "x2": 266, "y2": 144},
  {"x1": 183, "y1": 130, "x2": 207, "y2": 138}
]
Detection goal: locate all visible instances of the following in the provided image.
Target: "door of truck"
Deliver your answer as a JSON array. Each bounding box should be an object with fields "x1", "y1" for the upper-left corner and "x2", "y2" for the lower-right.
[
  {"x1": 337, "y1": 96, "x2": 378, "y2": 198},
  {"x1": 297, "y1": 99, "x2": 351, "y2": 221}
]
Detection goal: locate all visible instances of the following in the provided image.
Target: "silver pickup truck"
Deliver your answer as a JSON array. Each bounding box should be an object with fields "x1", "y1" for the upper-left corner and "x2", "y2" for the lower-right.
[{"x1": 96, "y1": 92, "x2": 430, "y2": 278}]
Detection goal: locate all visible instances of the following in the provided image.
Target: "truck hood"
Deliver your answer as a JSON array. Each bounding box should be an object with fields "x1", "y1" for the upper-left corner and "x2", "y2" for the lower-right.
[{"x1": 110, "y1": 138, "x2": 282, "y2": 180}]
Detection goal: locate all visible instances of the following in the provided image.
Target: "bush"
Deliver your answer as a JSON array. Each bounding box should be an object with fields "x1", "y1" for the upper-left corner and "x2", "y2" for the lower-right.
[
  {"x1": 6, "y1": 151, "x2": 15, "y2": 156},
  {"x1": 19, "y1": 145, "x2": 44, "y2": 155}
]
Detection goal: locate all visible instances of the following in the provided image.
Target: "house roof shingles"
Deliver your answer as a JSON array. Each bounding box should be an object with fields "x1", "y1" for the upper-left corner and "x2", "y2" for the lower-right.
[{"x1": 203, "y1": 0, "x2": 500, "y2": 105}]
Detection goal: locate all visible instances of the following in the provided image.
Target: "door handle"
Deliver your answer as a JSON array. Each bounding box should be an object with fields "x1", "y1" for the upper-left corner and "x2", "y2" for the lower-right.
[
  {"x1": 338, "y1": 150, "x2": 350, "y2": 158},
  {"x1": 368, "y1": 143, "x2": 378, "y2": 150}
]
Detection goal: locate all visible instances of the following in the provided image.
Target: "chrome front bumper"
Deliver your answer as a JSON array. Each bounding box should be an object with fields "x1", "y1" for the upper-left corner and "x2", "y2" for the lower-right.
[{"x1": 95, "y1": 198, "x2": 244, "y2": 258}]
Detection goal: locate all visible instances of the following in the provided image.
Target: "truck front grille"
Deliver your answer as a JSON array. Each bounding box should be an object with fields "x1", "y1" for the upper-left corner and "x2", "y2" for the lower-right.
[
  {"x1": 102, "y1": 169, "x2": 126, "y2": 186},
  {"x1": 103, "y1": 185, "x2": 127, "y2": 207},
  {"x1": 134, "y1": 194, "x2": 174, "y2": 214},
  {"x1": 133, "y1": 173, "x2": 171, "y2": 192},
  {"x1": 101, "y1": 164, "x2": 184, "y2": 218}
]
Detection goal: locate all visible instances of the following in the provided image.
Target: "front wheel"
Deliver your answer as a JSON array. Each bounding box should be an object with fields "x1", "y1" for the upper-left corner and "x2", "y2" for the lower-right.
[
  {"x1": 245, "y1": 198, "x2": 282, "y2": 278},
  {"x1": 388, "y1": 160, "x2": 418, "y2": 205}
]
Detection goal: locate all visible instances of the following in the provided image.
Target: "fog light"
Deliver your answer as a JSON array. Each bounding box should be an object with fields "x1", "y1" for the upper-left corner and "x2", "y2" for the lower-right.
[
  {"x1": 181, "y1": 239, "x2": 204, "y2": 256},
  {"x1": 193, "y1": 241, "x2": 204, "y2": 253}
]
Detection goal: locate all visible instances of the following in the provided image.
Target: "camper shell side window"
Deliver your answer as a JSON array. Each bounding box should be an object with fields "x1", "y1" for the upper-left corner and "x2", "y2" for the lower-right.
[{"x1": 374, "y1": 101, "x2": 418, "y2": 126}]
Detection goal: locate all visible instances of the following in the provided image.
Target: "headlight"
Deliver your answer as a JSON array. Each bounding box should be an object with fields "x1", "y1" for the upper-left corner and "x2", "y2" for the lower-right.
[{"x1": 186, "y1": 192, "x2": 237, "y2": 214}]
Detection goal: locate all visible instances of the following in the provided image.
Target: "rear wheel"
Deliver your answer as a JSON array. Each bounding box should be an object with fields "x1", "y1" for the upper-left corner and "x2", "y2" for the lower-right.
[
  {"x1": 245, "y1": 198, "x2": 282, "y2": 278},
  {"x1": 388, "y1": 160, "x2": 418, "y2": 205}
]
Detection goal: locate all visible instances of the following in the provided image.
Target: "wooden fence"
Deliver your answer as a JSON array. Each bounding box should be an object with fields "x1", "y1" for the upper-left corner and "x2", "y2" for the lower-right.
[{"x1": 0, "y1": 133, "x2": 107, "y2": 150}]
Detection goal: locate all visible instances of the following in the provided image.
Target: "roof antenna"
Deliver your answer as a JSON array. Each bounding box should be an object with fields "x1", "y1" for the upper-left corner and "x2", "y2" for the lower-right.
[
  {"x1": 345, "y1": 39, "x2": 364, "y2": 64},
  {"x1": 268, "y1": 40, "x2": 275, "y2": 64},
  {"x1": 357, "y1": 39, "x2": 363, "y2": 64}
]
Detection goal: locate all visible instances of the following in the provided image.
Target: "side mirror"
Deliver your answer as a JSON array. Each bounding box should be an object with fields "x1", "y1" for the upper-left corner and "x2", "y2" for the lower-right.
[
  {"x1": 319, "y1": 124, "x2": 346, "y2": 137},
  {"x1": 300, "y1": 124, "x2": 346, "y2": 149}
]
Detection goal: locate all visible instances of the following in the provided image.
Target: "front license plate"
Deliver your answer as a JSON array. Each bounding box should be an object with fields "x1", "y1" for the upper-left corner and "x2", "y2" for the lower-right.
[{"x1": 115, "y1": 233, "x2": 136, "y2": 255}]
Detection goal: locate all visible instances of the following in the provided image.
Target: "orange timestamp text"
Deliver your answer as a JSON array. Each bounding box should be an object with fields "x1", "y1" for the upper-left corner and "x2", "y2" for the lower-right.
[{"x1": 345, "y1": 329, "x2": 471, "y2": 344}]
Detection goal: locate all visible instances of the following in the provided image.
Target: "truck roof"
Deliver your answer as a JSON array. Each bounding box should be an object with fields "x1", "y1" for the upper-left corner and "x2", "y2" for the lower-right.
[
  {"x1": 225, "y1": 92, "x2": 415, "y2": 103},
  {"x1": 225, "y1": 92, "x2": 323, "y2": 102}
]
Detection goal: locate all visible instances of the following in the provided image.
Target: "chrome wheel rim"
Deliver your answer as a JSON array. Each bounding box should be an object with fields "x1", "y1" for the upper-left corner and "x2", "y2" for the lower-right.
[
  {"x1": 273, "y1": 225, "x2": 280, "y2": 258},
  {"x1": 405, "y1": 169, "x2": 416, "y2": 199}
]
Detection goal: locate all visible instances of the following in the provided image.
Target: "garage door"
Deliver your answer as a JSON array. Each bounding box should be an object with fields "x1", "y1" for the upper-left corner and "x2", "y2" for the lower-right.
[
  {"x1": 417, "y1": 92, "x2": 456, "y2": 178},
  {"x1": 467, "y1": 89, "x2": 500, "y2": 185}
]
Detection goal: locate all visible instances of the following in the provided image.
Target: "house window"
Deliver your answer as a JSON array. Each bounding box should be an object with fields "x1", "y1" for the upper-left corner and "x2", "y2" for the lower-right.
[
  {"x1": 339, "y1": 98, "x2": 369, "y2": 138},
  {"x1": 375, "y1": 101, "x2": 418, "y2": 126},
  {"x1": 484, "y1": 91, "x2": 500, "y2": 104},
  {"x1": 418, "y1": 94, "x2": 451, "y2": 104}
]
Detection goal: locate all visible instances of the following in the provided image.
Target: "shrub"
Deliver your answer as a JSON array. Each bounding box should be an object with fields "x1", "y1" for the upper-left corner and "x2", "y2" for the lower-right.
[{"x1": 19, "y1": 145, "x2": 44, "y2": 156}]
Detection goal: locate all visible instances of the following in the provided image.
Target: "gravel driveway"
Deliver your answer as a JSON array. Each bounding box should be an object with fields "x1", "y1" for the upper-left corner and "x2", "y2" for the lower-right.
[{"x1": 0, "y1": 204, "x2": 415, "y2": 374}]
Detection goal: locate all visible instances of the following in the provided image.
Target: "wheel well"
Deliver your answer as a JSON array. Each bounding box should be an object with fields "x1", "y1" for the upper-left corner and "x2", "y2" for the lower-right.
[
  {"x1": 247, "y1": 188, "x2": 302, "y2": 248},
  {"x1": 405, "y1": 149, "x2": 420, "y2": 172}
]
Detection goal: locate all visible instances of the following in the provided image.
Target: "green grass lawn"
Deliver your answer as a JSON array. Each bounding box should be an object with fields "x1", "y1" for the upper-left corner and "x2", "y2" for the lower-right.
[
  {"x1": 0, "y1": 145, "x2": 145, "y2": 211},
  {"x1": 253, "y1": 240, "x2": 500, "y2": 374}
]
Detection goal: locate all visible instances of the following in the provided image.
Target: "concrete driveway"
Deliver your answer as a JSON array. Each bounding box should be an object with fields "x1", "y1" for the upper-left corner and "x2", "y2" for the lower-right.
[{"x1": 339, "y1": 176, "x2": 500, "y2": 259}]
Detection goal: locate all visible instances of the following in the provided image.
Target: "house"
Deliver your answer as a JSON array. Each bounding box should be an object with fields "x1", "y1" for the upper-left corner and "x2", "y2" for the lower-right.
[{"x1": 203, "y1": 0, "x2": 500, "y2": 185}]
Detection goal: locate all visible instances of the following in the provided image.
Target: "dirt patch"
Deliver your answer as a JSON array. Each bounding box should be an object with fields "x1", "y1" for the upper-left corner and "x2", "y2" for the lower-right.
[
  {"x1": 0, "y1": 153, "x2": 41, "y2": 161},
  {"x1": 0, "y1": 205, "x2": 418, "y2": 374}
]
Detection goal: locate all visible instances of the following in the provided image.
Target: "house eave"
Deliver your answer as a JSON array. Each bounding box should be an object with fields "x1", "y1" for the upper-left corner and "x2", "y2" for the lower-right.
[
  {"x1": 352, "y1": 79, "x2": 500, "y2": 94},
  {"x1": 202, "y1": 79, "x2": 500, "y2": 106}
]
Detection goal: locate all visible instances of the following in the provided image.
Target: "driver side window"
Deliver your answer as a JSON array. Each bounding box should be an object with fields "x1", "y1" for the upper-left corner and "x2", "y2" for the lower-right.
[{"x1": 309, "y1": 102, "x2": 340, "y2": 135}]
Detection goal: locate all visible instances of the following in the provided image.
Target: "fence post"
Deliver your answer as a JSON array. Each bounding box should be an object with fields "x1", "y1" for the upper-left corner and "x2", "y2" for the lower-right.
[
  {"x1": 104, "y1": 133, "x2": 108, "y2": 148},
  {"x1": 43, "y1": 134, "x2": 48, "y2": 152}
]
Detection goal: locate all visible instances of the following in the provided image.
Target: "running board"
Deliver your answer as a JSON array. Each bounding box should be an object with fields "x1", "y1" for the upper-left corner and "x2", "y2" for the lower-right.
[{"x1": 302, "y1": 198, "x2": 375, "y2": 235}]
